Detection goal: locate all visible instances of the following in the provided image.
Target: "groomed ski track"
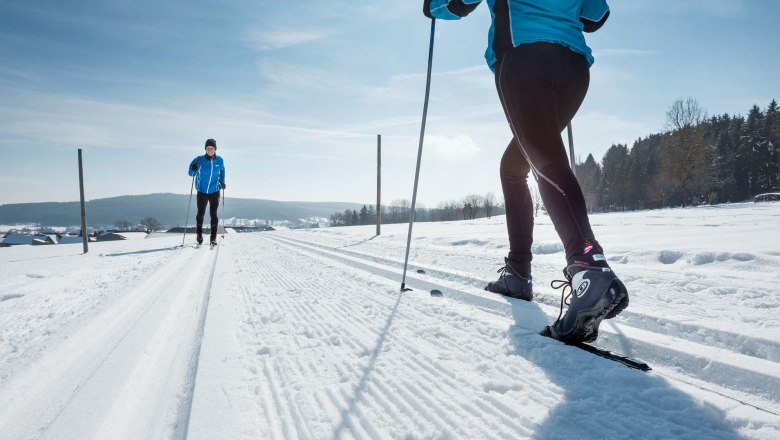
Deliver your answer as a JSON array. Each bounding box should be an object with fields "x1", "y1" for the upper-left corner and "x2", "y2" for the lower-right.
[
  {"x1": 1, "y1": 229, "x2": 778, "y2": 439},
  {"x1": 188, "y1": 232, "x2": 777, "y2": 439},
  {"x1": 0, "y1": 241, "x2": 217, "y2": 440},
  {"x1": 258, "y1": 233, "x2": 780, "y2": 411}
]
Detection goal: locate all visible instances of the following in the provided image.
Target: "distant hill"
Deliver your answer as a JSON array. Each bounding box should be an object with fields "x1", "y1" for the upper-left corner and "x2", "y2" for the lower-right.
[{"x1": 0, "y1": 193, "x2": 365, "y2": 227}]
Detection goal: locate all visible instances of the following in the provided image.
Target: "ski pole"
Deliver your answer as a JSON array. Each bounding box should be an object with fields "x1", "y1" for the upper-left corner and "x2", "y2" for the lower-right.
[
  {"x1": 401, "y1": 18, "x2": 436, "y2": 292},
  {"x1": 567, "y1": 123, "x2": 576, "y2": 178},
  {"x1": 221, "y1": 187, "x2": 225, "y2": 239},
  {"x1": 182, "y1": 173, "x2": 195, "y2": 247}
]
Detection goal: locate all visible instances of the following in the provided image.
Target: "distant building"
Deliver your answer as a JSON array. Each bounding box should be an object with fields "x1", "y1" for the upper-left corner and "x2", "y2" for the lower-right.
[
  {"x1": 0, "y1": 233, "x2": 56, "y2": 247},
  {"x1": 96, "y1": 231, "x2": 149, "y2": 242},
  {"x1": 58, "y1": 235, "x2": 85, "y2": 245}
]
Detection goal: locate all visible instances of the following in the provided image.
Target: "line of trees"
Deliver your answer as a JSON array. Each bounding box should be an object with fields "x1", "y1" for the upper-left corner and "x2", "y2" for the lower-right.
[
  {"x1": 330, "y1": 192, "x2": 506, "y2": 227},
  {"x1": 576, "y1": 98, "x2": 779, "y2": 211},
  {"x1": 114, "y1": 217, "x2": 162, "y2": 232},
  {"x1": 330, "y1": 98, "x2": 777, "y2": 226}
]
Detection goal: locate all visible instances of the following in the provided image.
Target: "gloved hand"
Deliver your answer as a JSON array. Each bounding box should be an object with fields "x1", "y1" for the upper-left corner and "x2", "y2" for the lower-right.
[
  {"x1": 423, "y1": 0, "x2": 433, "y2": 18},
  {"x1": 219, "y1": 182, "x2": 226, "y2": 190},
  {"x1": 190, "y1": 162, "x2": 198, "y2": 171}
]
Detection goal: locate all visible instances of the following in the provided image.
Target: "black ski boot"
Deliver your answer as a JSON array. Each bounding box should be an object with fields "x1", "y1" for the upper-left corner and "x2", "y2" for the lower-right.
[
  {"x1": 196, "y1": 234, "x2": 203, "y2": 246},
  {"x1": 485, "y1": 258, "x2": 533, "y2": 301},
  {"x1": 543, "y1": 264, "x2": 628, "y2": 343}
]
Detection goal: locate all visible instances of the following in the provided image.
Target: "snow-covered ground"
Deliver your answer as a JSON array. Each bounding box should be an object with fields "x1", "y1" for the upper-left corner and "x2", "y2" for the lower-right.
[{"x1": 1, "y1": 202, "x2": 779, "y2": 439}]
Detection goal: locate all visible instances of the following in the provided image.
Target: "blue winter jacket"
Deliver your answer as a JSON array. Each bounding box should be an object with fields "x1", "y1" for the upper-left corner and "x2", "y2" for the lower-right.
[
  {"x1": 188, "y1": 155, "x2": 225, "y2": 194},
  {"x1": 426, "y1": 0, "x2": 609, "y2": 71}
]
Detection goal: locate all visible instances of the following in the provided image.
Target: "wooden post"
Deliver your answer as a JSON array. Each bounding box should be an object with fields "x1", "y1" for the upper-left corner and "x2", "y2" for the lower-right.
[
  {"x1": 78, "y1": 149, "x2": 88, "y2": 253},
  {"x1": 376, "y1": 134, "x2": 381, "y2": 236}
]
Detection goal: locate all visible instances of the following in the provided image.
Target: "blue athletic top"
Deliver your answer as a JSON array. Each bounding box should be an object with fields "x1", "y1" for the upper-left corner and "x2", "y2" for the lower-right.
[
  {"x1": 427, "y1": 0, "x2": 609, "y2": 70},
  {"x1": 188, "y1": 155, "x2": 225, "y2": 195}
]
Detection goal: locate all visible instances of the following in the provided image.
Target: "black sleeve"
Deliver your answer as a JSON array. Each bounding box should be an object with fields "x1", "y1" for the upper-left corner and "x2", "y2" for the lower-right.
[
  {"x1": 424, "y1": 0, "x2": 480, "y2": 19},
  {"x1": 447, "y1": 0, "x2": 480, "y2": 17},
  {"x1": 581, "y1": 10, "x2": 609, "y2": 33},
  {"x1": 424, "y1": 0, "x2": 433, "y2": 18}
]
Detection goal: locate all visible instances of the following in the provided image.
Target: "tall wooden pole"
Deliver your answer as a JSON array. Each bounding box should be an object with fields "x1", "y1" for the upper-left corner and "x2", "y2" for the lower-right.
[
  {"x1": 376, "y1": 134, "x2": 381, "y2": 236},
  {"x1": 78, "y1": 149, "x2": 88, "y2": 253}
]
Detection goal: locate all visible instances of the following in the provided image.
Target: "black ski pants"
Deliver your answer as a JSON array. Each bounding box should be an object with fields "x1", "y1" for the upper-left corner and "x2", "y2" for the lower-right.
[
  {"x1": 195, "y1": 191, "x2": 220, "y2": 242},
  {"x1": 495, "y1": 42, "x2": 602, "y2": 273}
]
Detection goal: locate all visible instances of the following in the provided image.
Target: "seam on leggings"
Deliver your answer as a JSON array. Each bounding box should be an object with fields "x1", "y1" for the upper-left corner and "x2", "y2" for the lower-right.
[{"x1": 496, "y1": 52, "x2": 590, "y2": 245}]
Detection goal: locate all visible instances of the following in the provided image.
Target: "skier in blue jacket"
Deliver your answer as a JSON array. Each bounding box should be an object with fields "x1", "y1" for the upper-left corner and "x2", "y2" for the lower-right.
[
  {"x1": 424, "y1": 0, "x2": 627, "y2": 344},
  {"x1": 188, "y1": 138, "x2": 226, "y2": 246}
]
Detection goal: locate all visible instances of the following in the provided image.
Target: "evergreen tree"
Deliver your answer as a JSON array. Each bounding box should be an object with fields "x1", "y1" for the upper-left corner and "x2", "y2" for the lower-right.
[
  {"x1": 743, "y1": 105, "x2": 771, "y2": 195},
  {"x1": 739, "y1": 105, "x2": 768, "y2": 194},
  {"x1": 629, "y1": 134, "x2": 665, "y2": 209},
  {"x1": 575, "y1": 154, "x2": 601, "y2": 212},
  {"x1": 359, "y1": 205, "x2": 369, "y2": 225},
  {"x1": 710, "y1": 114, "x2": 738, "y2": 202},
  {"x1": 765, "y1": 99, "x2": 780, "y2": 190},
  {"x1": 728, "y1": 115, "x2": 750, "y2": 201},
  {"x1": 599, "y1": 144, "x2": 631, "y2": 210}
]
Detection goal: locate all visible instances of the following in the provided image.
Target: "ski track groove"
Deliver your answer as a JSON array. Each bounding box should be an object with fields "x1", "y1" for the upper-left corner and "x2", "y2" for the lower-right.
[
  {"x1": 0, "y1": 242, "x2": 218, "y2": 439},
  {"x1": 263, "y1": 356, "x2": 296, "y2": 439},
  {"x1": 229, "y1": 235, "x2": 426, "y2": 434},
  {"x1": 0, "y1": 251, "x2": 174, "y2": 382},
  {"x1": 278, "y1": 290, "x2": 376, "y2": 439},
  {"x1": 337, "y1": 358, "x2": 434, "y2": 438},
  {"x1": 280, "y1": 237, "x2": 549, "y2": 430},
  {"x1": 259, "y1": 234, "x2": 562, "y2": 437},
  {"x1": 234, "y1": 256, "x2": 281, "y2": 440},
  {"x1": 261, "y1": 246, "x2": 516, "y2": 437},
  {"x1": 270, "y1": 233, "x2": 780, "y2": 362},
  {"x1": 263, "y1": 233, "x2": 780, "y2": 409},
  {"x1": 274, "y1": 358, "x2": 315, "y2": 440},
  {"x1": 244, "y1": 260, "x2": 294, "y2": 439},
  {"x1": 261, "y1": 249, "x2": 437, "y2": 437},
  {"x1": 265, "y1": 237, "x2": 559, "y2": 390},
  {"x1": 402, "y1": 353, "x2": 534, "y2": 434},
  {"x1": 232, "y1": 240, "x2": 361, "y2": 439},
  {"x1": 228, "y1": 232, "x2": 779, "y2": 437}
]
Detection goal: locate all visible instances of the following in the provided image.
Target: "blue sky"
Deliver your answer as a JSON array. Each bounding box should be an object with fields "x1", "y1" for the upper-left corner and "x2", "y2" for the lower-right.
[{"x1": 0, "y1": 0, "x2": 777, "y2": 206}]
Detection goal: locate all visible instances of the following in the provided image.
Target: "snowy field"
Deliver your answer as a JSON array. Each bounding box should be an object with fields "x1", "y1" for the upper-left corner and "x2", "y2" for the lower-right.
[{"x1": 1, "y1": 202, "x2": 779, "y2": 439}]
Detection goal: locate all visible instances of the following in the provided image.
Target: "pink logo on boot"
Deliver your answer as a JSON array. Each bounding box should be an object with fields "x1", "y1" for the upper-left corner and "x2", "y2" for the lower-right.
[{"x1": 583, "y1": 241, "x2": 594, "y2": 254}]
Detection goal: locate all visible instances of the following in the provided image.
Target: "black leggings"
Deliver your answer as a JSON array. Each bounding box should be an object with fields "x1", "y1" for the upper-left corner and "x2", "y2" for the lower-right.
[
  {"x1": 495, "y1": 42, "x2": 602, "y2": 272},
  {"x1": 196, "y1": 191, "x2": 220, "y2": 241}
]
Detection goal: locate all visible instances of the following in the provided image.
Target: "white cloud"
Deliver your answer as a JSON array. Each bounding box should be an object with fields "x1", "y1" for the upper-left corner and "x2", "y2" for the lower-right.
[
  {"x1": 624, "y1": 0, "x2": 747, "y2": 17},
  {"x1": 425, "y1": 134, "x2": 481, "y2": 160},
  {"x1": 391, "y1": 65, "x2": 492, "y2": 88},
  {"x1": 593, "y1": 49, "x2": 656, "y2": 58},
  {"x1": 243, "y1": 27, "x2": 335, "y2": 50}
]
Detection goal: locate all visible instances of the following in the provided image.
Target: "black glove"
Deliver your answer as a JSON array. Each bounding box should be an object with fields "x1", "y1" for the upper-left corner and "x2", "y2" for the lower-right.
[
  {"x1": 581, "y1": 10, "x2": 610, "y2": 33},
  {"x1": 219, "y1": 182, "x2": 226, "y2": 190},
  {"x1": 423, "y1": 0, "x2": 433, "y2": 18},
  {"x1": 190, "y1": 162, "x2": 198, "y2": 171}
]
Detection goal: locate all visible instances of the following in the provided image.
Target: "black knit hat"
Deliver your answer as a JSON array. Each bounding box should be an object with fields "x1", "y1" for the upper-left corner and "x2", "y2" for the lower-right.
[{"x1": 205, "y1": 138, "x2": 217, "y2": 150}]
